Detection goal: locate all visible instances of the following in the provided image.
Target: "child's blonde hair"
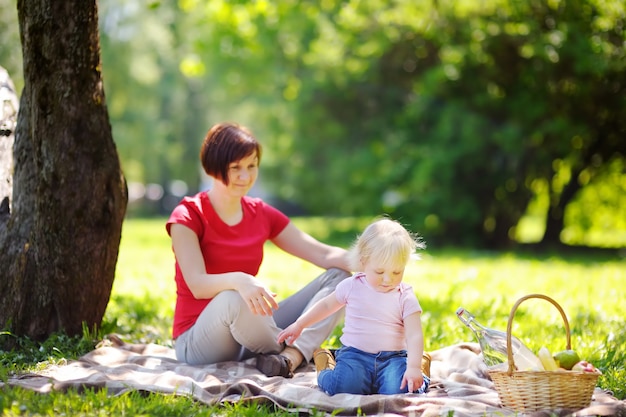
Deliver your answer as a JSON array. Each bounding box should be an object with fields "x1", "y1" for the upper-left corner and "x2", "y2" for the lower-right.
[{"x1": 348, "y1": 217, "x2": 425, "y2": 271}]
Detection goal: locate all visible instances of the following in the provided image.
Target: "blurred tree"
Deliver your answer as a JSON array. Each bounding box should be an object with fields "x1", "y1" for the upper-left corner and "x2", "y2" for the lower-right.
[
  {"x1": 10, "y1": 0, "x2": 617, "y2": 247},
  {"x1": 252, "y1": 0, "x2": 625, "y2": 248},
  {"x1": 0, "y1": 0, "x2": 127, "y2": 344},
  {"x1": 0, "y1": 65, "x2": 18, "y2": 204},
  {"x1": 99, "y1": 0, "x2": 207, "y2": 198},
  {"x1": 0, "y1": 0, "x2": 22, "y2": 90}
]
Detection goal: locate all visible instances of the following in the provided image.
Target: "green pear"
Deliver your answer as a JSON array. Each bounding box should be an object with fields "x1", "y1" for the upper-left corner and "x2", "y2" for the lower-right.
[{"x1": 553, "y1": 349, "x2": 580, "y2": 370}]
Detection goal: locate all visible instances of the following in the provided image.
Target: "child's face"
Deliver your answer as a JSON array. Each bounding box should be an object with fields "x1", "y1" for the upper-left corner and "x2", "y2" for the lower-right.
[{"x1": 362, "y1": 259, "x2": 406, "y2": 293}]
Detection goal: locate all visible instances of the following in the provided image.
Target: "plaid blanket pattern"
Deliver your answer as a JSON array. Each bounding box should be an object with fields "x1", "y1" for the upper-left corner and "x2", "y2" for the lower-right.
[{"x1": 4, "y1": 337, "x2": 625, "y2": 416}]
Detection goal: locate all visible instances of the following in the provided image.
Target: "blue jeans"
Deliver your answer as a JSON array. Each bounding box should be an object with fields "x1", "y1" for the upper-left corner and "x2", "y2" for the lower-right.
[{"x1": 317, "y1": 346, "x2": 430, "y2": 395}]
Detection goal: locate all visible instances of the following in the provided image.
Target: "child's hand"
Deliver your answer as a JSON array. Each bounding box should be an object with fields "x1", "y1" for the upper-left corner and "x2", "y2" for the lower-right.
[
  {"x1": 400, "y1": 367, "x2": 424, "y2": 393},
  {"x1": 277, "y1": 323, "x2": 303, "y2": 345}
]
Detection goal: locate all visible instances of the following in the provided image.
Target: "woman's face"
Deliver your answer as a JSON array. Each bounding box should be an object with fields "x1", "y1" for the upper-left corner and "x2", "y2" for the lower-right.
[{"x1": 222, "y1": 152, "x2": 259, "y2": 197}]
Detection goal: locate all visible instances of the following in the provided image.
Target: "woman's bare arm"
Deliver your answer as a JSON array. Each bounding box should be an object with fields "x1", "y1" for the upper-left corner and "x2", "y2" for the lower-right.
[
  {"x1": 170, "y1": 223, "x2": 279, "y2": 315},
  {"x1": 271, "y1": 222, "x2": 351, "y2": 271}
]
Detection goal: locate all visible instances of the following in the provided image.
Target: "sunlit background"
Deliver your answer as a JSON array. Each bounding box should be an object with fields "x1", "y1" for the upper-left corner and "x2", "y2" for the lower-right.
[{"x1": 1, "y1": 0, "x2": 624, "y2": 248}]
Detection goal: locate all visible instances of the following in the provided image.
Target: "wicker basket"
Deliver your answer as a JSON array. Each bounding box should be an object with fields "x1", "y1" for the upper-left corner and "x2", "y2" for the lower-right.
[{"x1": 488, "y1": 294, "x2": 600, "y2": 413}]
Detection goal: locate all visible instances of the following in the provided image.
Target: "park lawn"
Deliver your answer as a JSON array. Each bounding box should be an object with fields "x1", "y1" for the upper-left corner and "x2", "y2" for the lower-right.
[
  {"x1": 105, "y1": 217, "x2": 626, "y2": 397},
  {"x1": 1, "y1": 216, "x2": 625, "y2": 416}
]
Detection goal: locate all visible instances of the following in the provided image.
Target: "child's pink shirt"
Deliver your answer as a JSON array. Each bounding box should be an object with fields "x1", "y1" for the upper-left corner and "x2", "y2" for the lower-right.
[{"x1": 335, "y1": 273, "x2": 422, "y2": 353}]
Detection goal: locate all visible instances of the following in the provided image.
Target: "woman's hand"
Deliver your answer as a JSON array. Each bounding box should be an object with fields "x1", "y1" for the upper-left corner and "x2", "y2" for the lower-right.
[
  {"x1": 236, "y1": 276, "x2": 279, "y2": 316},
  {"x1": 400, "y1": 366, "x2": 424, "y2": 393},
  {"x1": 277, "y1": 322, "x2": 303, "y2": 346}
]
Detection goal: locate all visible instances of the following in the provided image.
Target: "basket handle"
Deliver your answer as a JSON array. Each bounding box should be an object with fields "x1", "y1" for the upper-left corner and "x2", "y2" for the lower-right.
[{"x1": 505, "y1": 293, "x2": 571, "y2": 375}]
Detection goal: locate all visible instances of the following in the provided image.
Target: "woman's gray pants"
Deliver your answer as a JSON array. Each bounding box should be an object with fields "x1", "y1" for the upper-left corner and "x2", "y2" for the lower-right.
[{"x1": 175, "y1": 268, "x2": 350, "y2": 366}]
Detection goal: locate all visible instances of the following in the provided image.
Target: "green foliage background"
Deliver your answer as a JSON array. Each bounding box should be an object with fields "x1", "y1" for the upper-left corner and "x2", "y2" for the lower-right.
[{"x1": 1, "y1": 0, "x2": 624, "y2": 248}]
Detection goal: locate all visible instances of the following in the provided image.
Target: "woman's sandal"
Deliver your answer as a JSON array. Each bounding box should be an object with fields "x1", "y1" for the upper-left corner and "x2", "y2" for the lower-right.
[{"x1": 256, "y1": 353, "x2": 294, "y2": 378}]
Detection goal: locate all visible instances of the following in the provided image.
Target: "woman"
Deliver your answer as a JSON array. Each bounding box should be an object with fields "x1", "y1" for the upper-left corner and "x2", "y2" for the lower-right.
[{"x1": 166, "y1": 122, "x2": 351, "y2": 377}]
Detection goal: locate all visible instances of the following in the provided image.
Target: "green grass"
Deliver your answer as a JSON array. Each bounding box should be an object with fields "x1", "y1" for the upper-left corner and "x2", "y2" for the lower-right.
[{"x1": 1, "y1": 216, "x2": 625, "y2": 416}]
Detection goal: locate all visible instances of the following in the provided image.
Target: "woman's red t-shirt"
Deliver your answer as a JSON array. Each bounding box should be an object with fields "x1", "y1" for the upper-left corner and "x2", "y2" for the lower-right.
[{"x1": 166, "y1": 192, "x2": 289, "y2": 338}]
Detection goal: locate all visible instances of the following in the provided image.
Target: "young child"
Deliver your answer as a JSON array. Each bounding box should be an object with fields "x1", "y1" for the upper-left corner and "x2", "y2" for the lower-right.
[{"x1": 277, "y1": 218, "x2": 431, "y2": 395}]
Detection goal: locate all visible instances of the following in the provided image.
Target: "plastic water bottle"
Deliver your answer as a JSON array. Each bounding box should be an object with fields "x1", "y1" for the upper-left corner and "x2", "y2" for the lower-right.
[{"x1": 456, "y1": 307, "x2": 544, "y2": 371}]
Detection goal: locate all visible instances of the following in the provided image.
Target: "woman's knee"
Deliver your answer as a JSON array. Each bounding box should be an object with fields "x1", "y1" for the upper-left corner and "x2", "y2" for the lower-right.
[
  {"x1": 196, "y1": 290, "x2": 248, "y2": 327},
  {"x1": 211, "y1": 289, "x2": 247, "y2": 308},
  {"x1": 320, "y1": 268, "x2": 350, "y2": 287}
]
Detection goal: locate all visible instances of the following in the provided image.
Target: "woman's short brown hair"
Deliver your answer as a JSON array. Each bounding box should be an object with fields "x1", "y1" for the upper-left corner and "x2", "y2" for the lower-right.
[{"x1": 199, "y1": 122, "x2": 262, "y2": 185}]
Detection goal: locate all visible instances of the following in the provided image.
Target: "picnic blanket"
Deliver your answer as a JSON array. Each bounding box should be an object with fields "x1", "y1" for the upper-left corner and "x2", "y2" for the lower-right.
[{"x1": 4, "y1": 335, "x2": 625, "y2": 416}]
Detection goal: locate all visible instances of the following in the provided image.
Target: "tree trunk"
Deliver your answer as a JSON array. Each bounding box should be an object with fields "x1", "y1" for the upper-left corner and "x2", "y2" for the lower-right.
[
  {"x1": 541, "y1": 168, "x2": 583, "y2": 247},
  {"x1": 0, "y1": 0, "x2": 127, "y2": 343}
]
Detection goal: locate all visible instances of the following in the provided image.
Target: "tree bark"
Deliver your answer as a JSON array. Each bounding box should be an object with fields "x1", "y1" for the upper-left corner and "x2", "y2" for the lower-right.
[
  {"x1": 541, "y1": 167, "x2": 584, "y2": 247},
  {"x1": 0, "y1": 0, "x2": 127, "y2": 343}
]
